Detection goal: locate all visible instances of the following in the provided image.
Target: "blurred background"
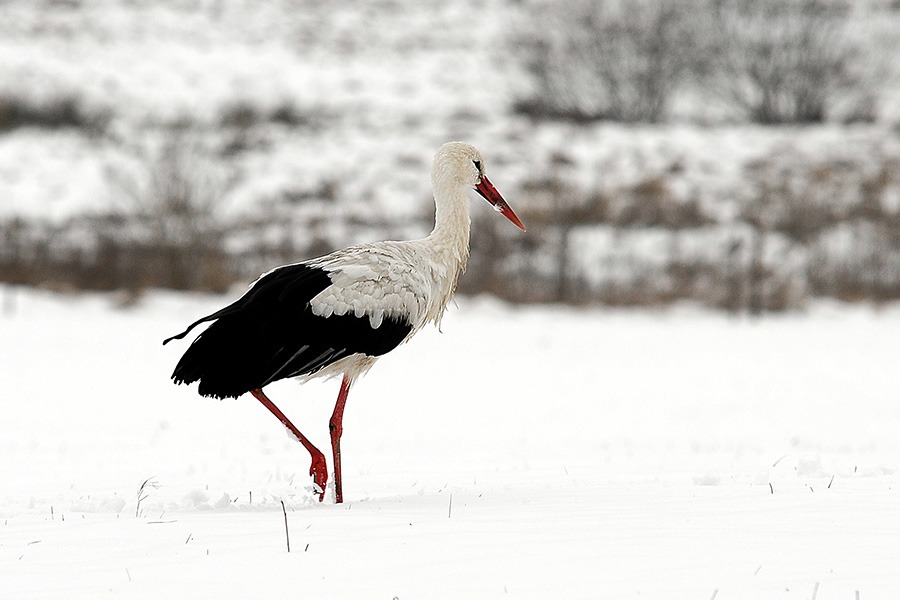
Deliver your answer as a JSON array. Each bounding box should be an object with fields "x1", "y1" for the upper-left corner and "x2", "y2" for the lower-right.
[{"x1": 1, "y1": 0, "x2": 898, "y2": 313}]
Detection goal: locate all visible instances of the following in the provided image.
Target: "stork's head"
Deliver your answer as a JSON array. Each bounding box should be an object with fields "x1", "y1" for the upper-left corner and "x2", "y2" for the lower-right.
[{"x1": 433, "y1": 141, "x2": 526, "y2": 232}]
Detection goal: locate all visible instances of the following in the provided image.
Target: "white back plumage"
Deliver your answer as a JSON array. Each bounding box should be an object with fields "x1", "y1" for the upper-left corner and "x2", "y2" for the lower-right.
[{"x1": 290, "y1": 142, "x2": 485, "y2": 380}]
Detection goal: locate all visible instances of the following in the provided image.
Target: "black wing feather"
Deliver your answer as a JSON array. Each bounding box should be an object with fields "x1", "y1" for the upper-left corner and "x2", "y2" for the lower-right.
[{"x1": 165, "y1": 263, "x2": 413, "y2": 399}]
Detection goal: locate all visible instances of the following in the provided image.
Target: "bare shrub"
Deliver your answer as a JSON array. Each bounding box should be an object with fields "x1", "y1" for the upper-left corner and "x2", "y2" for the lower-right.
[
  {"x1": 512, "y1": 0, "x2": 703, "y2": 122},
  {"x1": 218, "y1": 100, "x2": 260, "y2": 129},
  {"x1": 219, "y1": 99, "x2": 317, "y2": 129},
  {"x1": 486, "y1": 147, "x2": 900, "y2": 311},
  {"x1": 104, "y1": 134, "x2": 235, "y2": 292},
  {"x1": 218, "y1": 99, "x2": 326, "y2": 155},
  {"x1": 489, "y1": 156, "x2": 719, "y2": 305},
  {"x1": 743, "y1": 151, "x2": 900, "y2": 304},
  {"x1": 5, "y1": 133, "x2": 899, "y2": 311},
  {"x1": 705, "y1": 0, "x2": 865, "y2": 123},
  {"x1": 0, "y1": 92, "x2": 110, "y2": 134},
  {"x1": 513, "y1": 174, "x2": 585, "y2": 302}
]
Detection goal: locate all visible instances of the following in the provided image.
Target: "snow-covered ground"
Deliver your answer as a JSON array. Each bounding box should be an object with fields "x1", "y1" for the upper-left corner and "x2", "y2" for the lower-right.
[{"x1": 2, "y1": 288, "x2": 899, "y2": 598}]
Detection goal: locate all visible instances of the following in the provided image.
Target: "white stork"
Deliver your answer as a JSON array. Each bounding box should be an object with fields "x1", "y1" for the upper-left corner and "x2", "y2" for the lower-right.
[{"x1": 163, "y1": 141, "x2": 525, "y2": 503}]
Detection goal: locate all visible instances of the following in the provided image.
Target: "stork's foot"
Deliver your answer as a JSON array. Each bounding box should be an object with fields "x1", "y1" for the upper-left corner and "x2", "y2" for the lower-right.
[{"x1": 309, "y1": 452, "x2": 328, "y2": 502}]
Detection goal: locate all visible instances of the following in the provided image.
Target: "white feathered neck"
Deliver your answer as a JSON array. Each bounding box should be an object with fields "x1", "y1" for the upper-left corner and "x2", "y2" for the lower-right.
[{"x1": 424, "y1": 144, "x2": 477, "y2": 309}]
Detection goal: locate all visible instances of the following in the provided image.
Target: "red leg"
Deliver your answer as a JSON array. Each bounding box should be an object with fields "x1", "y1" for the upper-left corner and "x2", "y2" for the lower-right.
[
  {"x1": 329, "y1": 374, "x2": 353, "y2": 504},
  {"x1": 251, "y1": 388, "x2": 328, "y2": 502}
]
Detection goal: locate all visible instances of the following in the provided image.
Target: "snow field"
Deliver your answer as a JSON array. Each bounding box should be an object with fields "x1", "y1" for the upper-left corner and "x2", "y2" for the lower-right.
[
  {"x1": 4, "y1": 484, "x2": 898, "y2": 599},
  {"x1": 1, "y1": 289, "x2": 899, "y2": 597}
]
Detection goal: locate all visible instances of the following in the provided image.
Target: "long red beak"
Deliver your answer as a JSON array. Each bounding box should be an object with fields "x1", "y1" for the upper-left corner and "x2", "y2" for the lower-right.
[{"x1": 475, "y1": 176, "x2": 526, "y2": 232}]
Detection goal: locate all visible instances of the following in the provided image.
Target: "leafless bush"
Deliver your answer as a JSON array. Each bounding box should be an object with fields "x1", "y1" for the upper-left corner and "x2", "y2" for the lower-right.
[
  {"x1": 512, "y1": 0, "x2": 704, "y2": 123},
  {"x1": 512, "y1": 0, "x2": 875, "y2": 124},
  {"x1": 102, "y1": 135, "x2": 235, "y2": 292},
  {"x1": 0, "y1": 92, "x2": 110, "y2": 134},
  {"x1": 705, "y1": 0, "x2": 866, "y2": 124},
  {"x1": 0, "y1": 138, "x2": 427, "y2": 296},
  {"x1": 482, "y1": 148, "x2": 900, "y2": 311},
  {"x1": 4, "y1": 133, "x2": 899, "y2": 312},
  {"x1": 477, "y1": 163, "x2": 718, "y2": 305},
  {"x1": 217, "y1": 99, "x2": 329, "y2": 155},
  {"x1": 750, "y1": 154, "x2": 900, "y2": 301},
  {"x1": 218, "y1": 99, "x2": 314, "y2": 129},
  {"x1": 509, "y1": 175, "x2": 585, "y2": 301}
]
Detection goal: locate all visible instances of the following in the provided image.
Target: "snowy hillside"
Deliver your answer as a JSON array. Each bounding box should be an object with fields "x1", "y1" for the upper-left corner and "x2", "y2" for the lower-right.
[
  {"x1": 0, "y1": 0, "x2": 895, "y2": 223},
  {"x1": 1, "y1": 0, "x2": 899, "y2": 310},
  {"x1": 0, "y1": 0, "x2": 519, "y2": 220}
]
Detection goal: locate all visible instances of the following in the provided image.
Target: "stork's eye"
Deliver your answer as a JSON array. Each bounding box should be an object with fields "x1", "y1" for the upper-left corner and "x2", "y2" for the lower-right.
[{"x1": 473, "y1": 160, "x2": 482, "y2": 171}]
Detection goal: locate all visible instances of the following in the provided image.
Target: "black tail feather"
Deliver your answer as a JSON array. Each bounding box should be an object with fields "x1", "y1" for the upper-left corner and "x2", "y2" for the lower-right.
[
  {"x1": 171, "y1": 314, "x2": 269, "y2": 399},
  {"x1": 162, "y1": 304, "x2": 240, "y2": 345}
]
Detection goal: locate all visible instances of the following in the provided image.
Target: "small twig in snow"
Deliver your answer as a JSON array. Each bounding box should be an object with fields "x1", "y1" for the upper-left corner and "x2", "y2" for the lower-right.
[
  {"x1": 185, "y1": 533, "x2": 192, "y2": 544},
  {"x1": 145, "y1": 520, "x2": 178, "y2": 524},
  {"x1": 811, "y1": 581, "x2": 819, "y2": 600},
  {"x1": 769, "y1": 483, "x2": 774, "y2": 494},
  {"x1": 827, "y1": 475, "x2": 835, "y2": 489},
  {"x1": 753, "y1": 565, "x2": 762, "y2": 575},
  {"x1": 136, "y1": 477, "x2": 160, "y2": 518},
  {"x1": 772, "y1": 454, "x2": 786, "y2": 467},
  {"x1": 710, "y1": 589, "x2": 718, "y2": 600},
  {"x1": 281, "y1": 500, "x2": 290, "y2": 553},
  {"x1": 126, "y1": 569, "x2": 132, "y2": 582},
  {"x1": 448, "y1": 494, "x2": 453, "y2": 518}
]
